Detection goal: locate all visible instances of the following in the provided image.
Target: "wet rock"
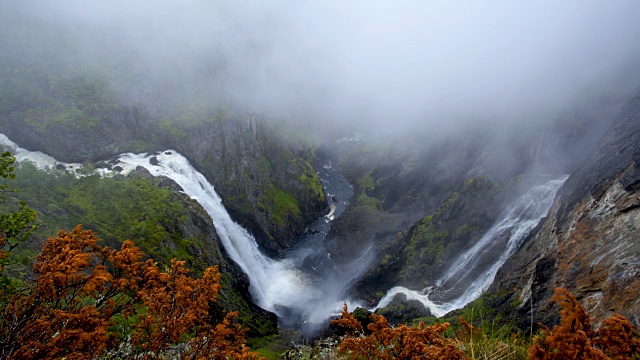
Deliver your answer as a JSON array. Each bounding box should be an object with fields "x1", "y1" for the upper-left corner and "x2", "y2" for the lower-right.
[
  {"x1": 281, "y1": 337, "x2": 340, "y2": 360},
  {"x1": 374, "y1": 294, "x2": 432, "y2": 326},
  {"x1": 489, "y1": 92, "x2": 640, "y2": 328}
]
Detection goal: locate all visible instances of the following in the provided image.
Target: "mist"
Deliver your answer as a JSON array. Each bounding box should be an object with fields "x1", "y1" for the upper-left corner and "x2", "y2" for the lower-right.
[{"x1": 3, "y1": 0, "x2": 640, "y2": 138}]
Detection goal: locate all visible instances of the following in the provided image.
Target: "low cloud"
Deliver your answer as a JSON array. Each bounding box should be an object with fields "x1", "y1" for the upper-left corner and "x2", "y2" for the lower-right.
[{"x1": 3, "y1": 0, "x2": 640, "y2": 136}]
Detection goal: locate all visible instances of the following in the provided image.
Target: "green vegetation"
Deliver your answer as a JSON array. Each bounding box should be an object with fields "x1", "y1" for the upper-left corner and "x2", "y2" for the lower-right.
[
  {"x1": 265, "y1": 184, "x2": 302, "y2": 227},
  {"x1": 0, "y1": 151, "x2": 37, "y2": 288},
  {"x1": 353, "y1": 171, "x2": 383, "y2": 210},
  {"x1": 400, "y1": 216, "x2": 448, "y2": 280},
  {"x1": 300, "y1": 171, "x2": 324, "y2": 203},
  {"x1": 0, "y1": 161, "x2": 204, "y2": 272},
  {"x1": 158, "y1": 118, "x2": 188, "y2": 140},
  {"x1": 0, "y1": 158, "x2": 279, "y2": 338}
]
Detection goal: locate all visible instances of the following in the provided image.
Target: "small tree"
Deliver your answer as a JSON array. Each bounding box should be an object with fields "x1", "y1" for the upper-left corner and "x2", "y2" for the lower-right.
[{"x1": 0, "y1": 151, "x2": 37, "y2": 288}]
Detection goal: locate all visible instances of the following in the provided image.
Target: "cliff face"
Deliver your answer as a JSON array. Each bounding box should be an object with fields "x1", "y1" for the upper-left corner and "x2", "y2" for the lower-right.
[
  {"x1": 148, "y1": 174, "x2": 279, "y2": 337},
  {"x1": 0, "y1": 50, "x2": 326, "y2": 255},
  {"x1": 168, "y1": 117, "x2": 327, "y2": 256},
  {"x1": 352, "y1": 177, "x2": 512, "y2": 305},
  {"x1": 489, "y1": 93, "x2": 640, "y2": 327},
  {"x1": 1, "y1": 165, "x2": 278, "y2": 336},
  {"x1": 325, "y1": 103, "x2": 621, "y2": 269},
  {"x1": 0, "y1": 99, "x2": 326, "y2": 255}
]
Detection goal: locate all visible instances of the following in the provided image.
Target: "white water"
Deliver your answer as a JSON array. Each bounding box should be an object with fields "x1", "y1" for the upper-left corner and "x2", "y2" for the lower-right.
[
  {"x1": 112, "y1": 151, "x2": 325, "y2": 311},
  {"x1": 0, "y1": 134, "x2": 89, "y2": 174},
  {"x1": 374, "y1": 175, "x2": 568, "y2": 317},
  {"x1": 1, "y1": 133, "x2": 364, "y2": 326},
  {"x1": 2, "y1": 132, "x2": 568, "y2": 322}
]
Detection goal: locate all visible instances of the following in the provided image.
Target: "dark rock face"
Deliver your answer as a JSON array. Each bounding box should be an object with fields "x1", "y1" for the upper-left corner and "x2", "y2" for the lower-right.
[
  {"x1": 325, "y1": 103, "x2": 622, "y2": 297},
  {"x1": 489, "y1": 93, "x2": 640, "y2": 328},
  {"x1": 352, "y1": 177, "x2": 525, "y2": 307},
  {"x1": 373, "y1": 295, "x2": 432, "y2": 326},
  {"x1": 1, "y1": 104, "x2": 163, "y2": 163},
  {"x1": 1, "y1": 110, "x2": 327, "y2": 256},
  {"x1": 166, "y1": 117, "x2": 327, "y2": 256}
]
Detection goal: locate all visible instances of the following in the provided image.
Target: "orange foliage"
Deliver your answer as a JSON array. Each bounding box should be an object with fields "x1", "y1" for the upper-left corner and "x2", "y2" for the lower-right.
[
  {"x1": 456, "y1": 316, "x2": 483, "y2": 344},
  {"x1": 592, "y1": 315, "x2": 640, "y2": 360},
  {"x1": 529, "y1": 288, "x2": 640, "y2": 360},
  {"x1": 336, "y1": 304, "x2": 467, "y2": 360},
  {"x1": 0, "y1": 225, "x2": 263, "y2": 360},
  {"x1": 331, "y1": 302, "x2": 363, "y2": 335}
]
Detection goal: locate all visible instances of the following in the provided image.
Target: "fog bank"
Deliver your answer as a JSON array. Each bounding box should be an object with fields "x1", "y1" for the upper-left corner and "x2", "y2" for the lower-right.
[{"x1": 2, "y1": 0, "x2": 640, "y2": 136}]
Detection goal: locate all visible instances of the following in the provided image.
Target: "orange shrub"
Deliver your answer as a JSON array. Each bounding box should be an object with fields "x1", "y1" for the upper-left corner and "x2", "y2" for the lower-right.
[
  {"x1": 336, "y1": 304, "x2": 467, "y2": 360},
  {"x1": 529, "y1": 288, "x2": 639, "y2": 360},
  {"x1": 0, "y1": 225, "x2": 263, "y2": 360}
]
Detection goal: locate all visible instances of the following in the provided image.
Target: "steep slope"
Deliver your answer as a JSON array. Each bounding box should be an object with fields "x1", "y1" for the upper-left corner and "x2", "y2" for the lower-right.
[
  {"x1": 0, "y1": 162, "x2": 277, "y2": 337},
  {"x1": 325, "y1": 103, "x2": 621, "y2": 271},
  {"x1": 353, "y1": 177, "x2": 510, "y2": 305},
  {"x1": 489, "y1": 93, "x2": 640, "y2": 327}
]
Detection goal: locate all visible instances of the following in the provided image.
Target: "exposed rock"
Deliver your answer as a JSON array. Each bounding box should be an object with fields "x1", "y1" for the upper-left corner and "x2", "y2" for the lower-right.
[
  {"x1": 166, "y1": 117, "x2": 327, "y2": 256},
  {"x1": 351, "y1": 176, "x2": 528, "y2": 306},
  {"x1": 374, "y1": 295, "x2": 432, "y2": 326},
  {"x1": 489, "y1": 93, "x2": 640, "y2": 328},
  {"x1": 281, "y1": 337, "x2": 340, "y2": 360}
]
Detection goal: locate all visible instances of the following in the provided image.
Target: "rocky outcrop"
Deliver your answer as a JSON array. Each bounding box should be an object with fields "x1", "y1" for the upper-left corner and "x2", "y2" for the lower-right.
[
  {"x1": 167, "y1": 117, "x2": 327, "y2": 256},
  {"x1": 325, "y1": 104, "x2": 622, "y2": 283},
  {"x1": 489, "y1": 93, "x2": 640, "y2": 328},
  {"x1": 352, "y1": 177, "x2": 528, "y2": 307}
]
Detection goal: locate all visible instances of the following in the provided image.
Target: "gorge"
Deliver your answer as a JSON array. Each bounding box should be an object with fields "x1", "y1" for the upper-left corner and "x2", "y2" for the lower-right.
[{"x1": 1, "y1": 2, "x2": 640, "y2": 355}]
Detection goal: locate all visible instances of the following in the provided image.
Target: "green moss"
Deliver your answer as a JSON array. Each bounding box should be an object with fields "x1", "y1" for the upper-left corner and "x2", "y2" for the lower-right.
[
  {"x1": 355, "y1": 192, "x2": 381, "y2": 210},
  {"x1": 126, "y1": 140, "x2": 152, "y2": 153},
  {"x1": 265, "y1": 184, "x2": 302, "y2": 227},
  {"x1": 357, "y1": 171, "x2": 375, "y2": 191},
  {"x1": 247, "y1": 335, "x2": 288, "y2": 360},
  {"x1": 158, "y1": 118, "x2": 187, "y2": 140},
  {"x1": 454, "y1": 224, "x2": 476, "y2": 238},
  {"x1": 400, "y1": 216, "x2": 448, "y2": 279},
  {"x1": 299, "y1": 167, "x2": 325, "y2": 202},
  {"x1": 380, "y1": 254, "x2": 393, "y2": 265}
]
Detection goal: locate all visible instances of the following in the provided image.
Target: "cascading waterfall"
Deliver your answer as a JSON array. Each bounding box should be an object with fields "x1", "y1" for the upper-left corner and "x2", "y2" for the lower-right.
[
  {"x1": 373, "y1": 175, "x2": 568, "y2": 317},
  {"x1": 1, "y1": 133, "x2": 365, "y2": 327},
  {"x1": 112, "y1": 151, "x2": 323, "y2": 312},
  {"x1": 1, "y1": 132, "x2": 568, "y2": 324},
  {"x1": 112, "y1": 151, "x2": 369, "y2": 327}
]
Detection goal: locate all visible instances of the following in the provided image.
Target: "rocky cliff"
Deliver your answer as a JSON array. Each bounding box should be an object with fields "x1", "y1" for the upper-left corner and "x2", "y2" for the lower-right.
[
  {"x1": 489, "y1": 93, "x2": 640, "y2": 328},
  {"x1": 0, "y1": 73, "x2": 327, "y2": 256}
]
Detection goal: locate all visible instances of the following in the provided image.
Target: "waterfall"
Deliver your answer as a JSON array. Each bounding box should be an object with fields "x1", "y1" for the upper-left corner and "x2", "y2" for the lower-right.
[
  {"x1": 112, "y1": 151, "x2": 323, "y2": 312},
  {"x1": 0, "y1": 133, "x2": 366, "y2": 327},
  {"x1": 373, "y1": 175, "x2": 568, "y2": 317},
  {"x1": 112, "y1": 150, "x2": 368, "y2": 327},
  {"x1": 2, "y1": 132, "x2": 566, "y2": 323}
]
